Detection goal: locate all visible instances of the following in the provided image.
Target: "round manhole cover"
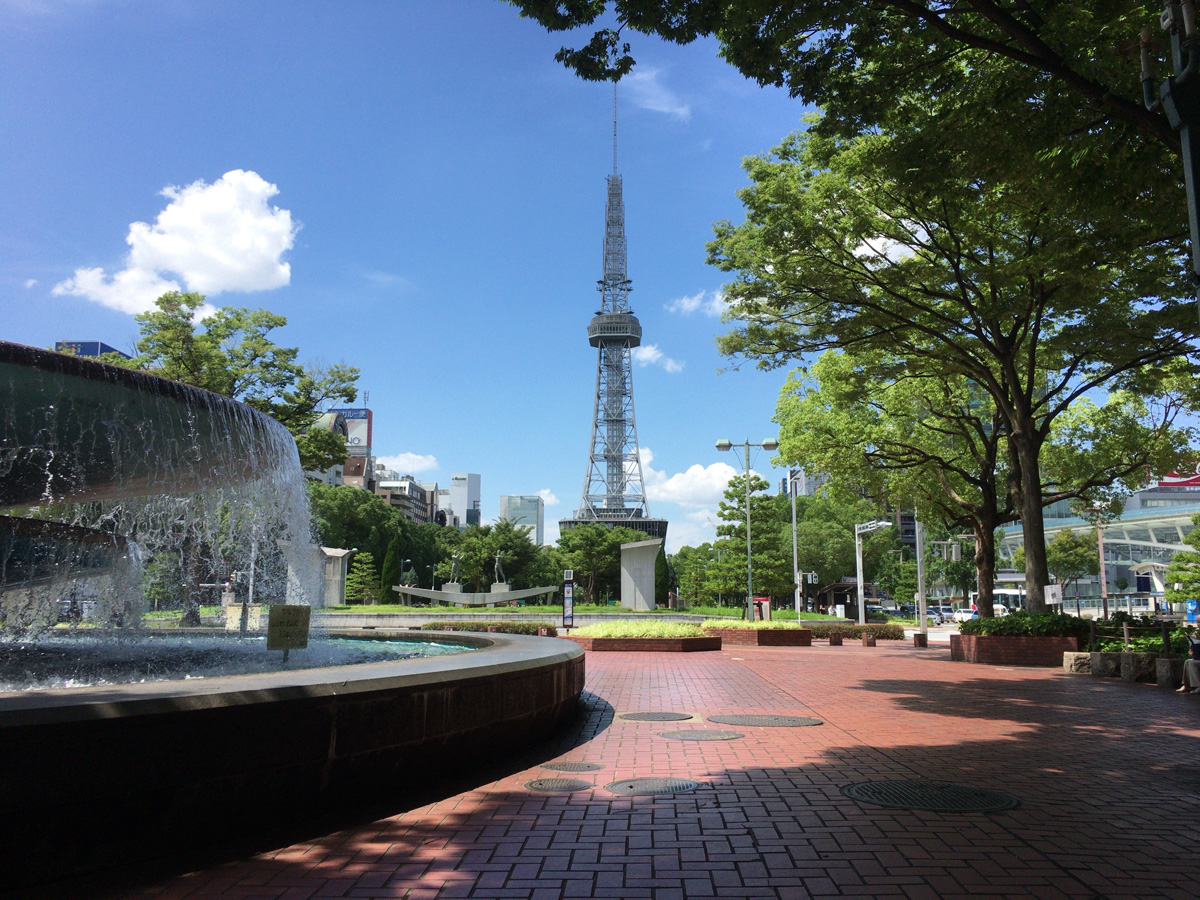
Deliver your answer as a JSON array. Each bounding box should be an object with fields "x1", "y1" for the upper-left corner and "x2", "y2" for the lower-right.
[
  {"x1": 841, "y1": 781, "x2": 1019, "y2": 812},
  {"x1": 542, "y1": 761, "x2": 604, "y2": 772},
  {"x1": 620, "y1": 712, "x2": 693, "y2": 722},
  {"x1": 525, "y1": 778, "x2": 593, "y2": 793},
  {"x1": 709, "y1": 714, "x2": 823, "y2": 727},
  {"x1": 605, "y1": 777, "x2": 700, "y2": 796},
  {"x1": 659, "y1": 729, "x2": 744, "y2": 741}
]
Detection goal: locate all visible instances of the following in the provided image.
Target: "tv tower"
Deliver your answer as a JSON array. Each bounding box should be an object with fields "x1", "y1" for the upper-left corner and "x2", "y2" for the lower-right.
[{"x1": 560, "y1": 86, "x2": 668, "y2": 542}]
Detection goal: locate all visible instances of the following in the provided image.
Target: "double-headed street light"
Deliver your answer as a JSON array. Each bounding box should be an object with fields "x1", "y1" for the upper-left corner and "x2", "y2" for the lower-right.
[
  {"x1": 716, "y1": 437, "x2": 778, "y2": 619},
  {"x1": 855, "y1": 520, "x2": 892, "y2": 625}
]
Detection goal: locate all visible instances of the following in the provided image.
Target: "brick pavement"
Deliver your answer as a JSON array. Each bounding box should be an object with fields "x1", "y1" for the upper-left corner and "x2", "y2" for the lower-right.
[{"x1": 105, "y1": 642, "x2": 1198, "y2": 900}]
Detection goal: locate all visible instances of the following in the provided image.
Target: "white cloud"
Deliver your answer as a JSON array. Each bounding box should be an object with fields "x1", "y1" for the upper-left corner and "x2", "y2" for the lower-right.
[
  {"x1": 538, "y1": 488, "x2": 560, "y2": 507},
  {"x1": 647, "y1": 460, "x2": 739, "y2": 508},
  {"x1": 376, "y1": 452, "x2": 439, "y2": 475},
  {"x1": 54, "y1": 169, "x2": 296, "y2": 315},
  {"x1": 632, "y1": 343, "x2": 683, "y2": 373},
  {"x1": 625, "y1": 68, "x2": 690, "y2": 121},
  {"x1": 23, "y1": 278, "x2": 36, "y2": 288},
  {"x1": 665, "y1": 289, "x2": 726, "y2": 318}
]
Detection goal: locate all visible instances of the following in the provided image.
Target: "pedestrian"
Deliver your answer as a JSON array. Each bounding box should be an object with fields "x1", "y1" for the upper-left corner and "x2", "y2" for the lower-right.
[{"x1": 1177, "y1": 630, "x2": 1200, "y2": 693}]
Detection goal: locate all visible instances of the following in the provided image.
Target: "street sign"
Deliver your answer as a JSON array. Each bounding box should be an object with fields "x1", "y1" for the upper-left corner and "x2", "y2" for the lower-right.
[
  {"x1": 1045, "y1": 584, "x2": 1063, "y2": 605},
  {"x1": 563, "y1": 582, "x2": 574, "y2": 628}
]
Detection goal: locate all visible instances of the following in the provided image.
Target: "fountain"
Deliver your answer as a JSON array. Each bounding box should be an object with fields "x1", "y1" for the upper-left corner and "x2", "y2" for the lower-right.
[{"x1": 0, "y1": 341, "x2": 583, "y2": 891}]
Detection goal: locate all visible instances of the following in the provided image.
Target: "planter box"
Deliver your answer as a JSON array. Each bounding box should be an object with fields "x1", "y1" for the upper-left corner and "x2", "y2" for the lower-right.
[
  {"x1": 1157, "y1": 658, "x2": 1184, "y2": 689},
  {"x1": 566, "y1": 636, "x2": 721, "y2": 652},
  {"x1": 702, "y1": 627, "x2": 811, "y2": 646},
  {"x1": 913, "y1": 634, "x2": 928, "y2": 648},
  {"x1": 1120, "y1": 651, "x2": 1157, "y2": 683},
  {"x1": 829, "y1": 632, "x2": 843, "y2": 646},
  {"x1": 950, "y1": 633, "x2": 1083, "y2": 666},
  {"x1": 1090, "y1": 651, "x2": 1122, "y2": 677},
  {"x1": 1063, "y1": 652, "x2": 1091, "y2": 674}
]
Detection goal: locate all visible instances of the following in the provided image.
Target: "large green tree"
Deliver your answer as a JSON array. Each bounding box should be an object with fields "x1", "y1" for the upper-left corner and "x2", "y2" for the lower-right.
[
  {"x1": 107, "y1": 291, "x2": 360, "y2": 471},
  {"x1": 508, "y1": 0, "x2": 1176, "y2": 148},
  {"x1": 555, "y1": 523, "x2": 646, "y2": 604},
  {"x1": 709, "y1": 124, "x2": 1196, "y2": 609}
]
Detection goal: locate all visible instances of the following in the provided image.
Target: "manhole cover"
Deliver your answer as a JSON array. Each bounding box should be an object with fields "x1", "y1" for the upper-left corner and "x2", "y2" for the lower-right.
[
  {"x1": 841, "y1": 781, "x2": 1019, "y2": 812},
  {"x1": 620, "y1": 711, "x2": 693, "y2": 721},
  {"x1": 542, "y1": 761, "x2": 604, "y2": 772},
  {"x1": 659, "y1": 729, "x2": 744, "y2": 741},
  {"x1": 605, "y1": 777, "x2": 700, "y2": 796},
  {"x1": 525, "y1": 778, "x2": 593, "y2": 793},
  {"x1": 709, "y1": 714, "x2": 823, "y2": 727}
]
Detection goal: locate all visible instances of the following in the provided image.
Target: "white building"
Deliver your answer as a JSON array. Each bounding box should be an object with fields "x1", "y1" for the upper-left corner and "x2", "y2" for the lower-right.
[
  {"x1": 499, "y1": 495, "x2": 545, "y2": 545},
  {"x1": 450, "y1": 473, "x2": 481, "y2": 528}
]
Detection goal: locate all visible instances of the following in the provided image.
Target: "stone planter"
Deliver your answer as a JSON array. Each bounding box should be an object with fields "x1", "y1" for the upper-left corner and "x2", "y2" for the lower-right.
[
  {"x1": 1063, "y1": 652, "x2": 1091, "y2": 674},
  {"x1": 1120, "y1": 651, "x2": 1157, "y2": 683},
  {"x1": 702, "y1": 627, "x2": 812, "y2": 646},
  {"x1": 828, "y1": 632, "x2": 843, "y2": 646},
  {"x1": 950, "y1": 634, "x2": 1084, "y2": 666},
  {"x1": 1090, "y1": 651, "x2": 1122, "y2": 677},
  {"x1": 566, "y1": 636, "x2": 721, "y2": 652},
  {"x1": 1157, "y1": 658, "x2": 1184, "y2": 689}
]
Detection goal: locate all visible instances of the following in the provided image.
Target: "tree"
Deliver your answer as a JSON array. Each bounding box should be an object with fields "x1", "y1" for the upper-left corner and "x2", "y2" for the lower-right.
[
  {"x1": 555, "y1": 523, "x2": 644, "y2": 604},
  {"x1": 1045, "y1": 529, "x2": 1101, "y2": 605},
  {"x1": 344, "y1": 552, "x2": 381, "y2": 605},
  {"x1": 108, "y1": 291, "x2": 360, "y2": 471},
  {"x1": 380, "y1": 537, "x2": 403, "y2": 596},
  {"x1": 308, "y1": 483, "x2": 404, "y2": 568},
  {"x1": 508, "y1": 1, "x2": 1176, "y2": 148},
  {"x1": 1164, "y1": 514, "x2": 1200, "y2": 606},
  {"x1": 715, "y1": 473, "x2": 794, "y2": 613},
  {"x1": 709, "y1": 125, "x2": 1196, "y2": 609}
]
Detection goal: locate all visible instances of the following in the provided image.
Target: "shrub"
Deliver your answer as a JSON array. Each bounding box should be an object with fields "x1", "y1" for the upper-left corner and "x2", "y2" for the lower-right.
[
  {"x1": 420, "y1": 621, "x2": 557, "y2": 636},
  {"x1": 700, "y1": 619, "x2": 807, "y2": 631},
  {"x1": 804, "y1": 622, "x2": 905, "y2": 641},
  {"x1": 957, "y1": 611, "x2": 1089, "y2": 638},
  {"x1": 570, "y1": 621, "x2": 706, "y2": 638}
]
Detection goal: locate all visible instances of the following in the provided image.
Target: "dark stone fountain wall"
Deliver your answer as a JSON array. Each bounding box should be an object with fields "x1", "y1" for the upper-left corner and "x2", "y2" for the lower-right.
[{"x1": 0, "y1": 632, "x2": 584, "y2": 891}]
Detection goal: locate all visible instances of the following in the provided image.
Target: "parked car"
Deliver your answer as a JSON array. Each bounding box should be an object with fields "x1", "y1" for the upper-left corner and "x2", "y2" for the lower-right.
[
  {"x1": 953, "y1": 607, "x2": 979, "y2": 623},
  {"x1": 931, "y1": 605, "x2": 956, "y2": 624}
]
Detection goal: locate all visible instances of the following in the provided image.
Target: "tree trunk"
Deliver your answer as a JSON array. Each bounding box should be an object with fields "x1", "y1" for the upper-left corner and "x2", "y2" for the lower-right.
[
  {"x1": 973, "y1": 522, "x2": 996, "y2": 618},
  {"x1": 1013, "y1": 438, "x2": 1049, "y2": 613}
]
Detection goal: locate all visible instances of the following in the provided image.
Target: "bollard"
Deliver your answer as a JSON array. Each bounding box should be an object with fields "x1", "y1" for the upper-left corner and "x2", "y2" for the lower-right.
[
  {"x1": 538, "y1": 626, "x2": 552, "y2": 637},
  {"x1": 829, "y1": 632, "x2": 843, "y2": 646},
  {"x1": 487, "y1": 625, "x2": 501, "y2": 633},
  {"x1": 861, "y1": 633, "x2": 877, "y2": 647},
  {"x1": 913, "y1": 633, "x2": 928, "y2": 648}
]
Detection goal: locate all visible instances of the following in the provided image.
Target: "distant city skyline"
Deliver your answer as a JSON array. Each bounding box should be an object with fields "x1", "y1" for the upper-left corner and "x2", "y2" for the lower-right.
[{"x1": 0, "y1": 2, "x2": 804, "y2": 551}]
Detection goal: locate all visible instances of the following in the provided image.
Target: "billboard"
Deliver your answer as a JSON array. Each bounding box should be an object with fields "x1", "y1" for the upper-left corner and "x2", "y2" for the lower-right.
[{"x1": 330, "y1": 408, "x2": 372, "y2": 451}]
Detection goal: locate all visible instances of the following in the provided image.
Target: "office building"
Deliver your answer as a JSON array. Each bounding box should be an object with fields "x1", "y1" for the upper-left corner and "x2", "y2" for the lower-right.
[{"x1": 500, "y1": 495, "x2": 545, "y2": 545}]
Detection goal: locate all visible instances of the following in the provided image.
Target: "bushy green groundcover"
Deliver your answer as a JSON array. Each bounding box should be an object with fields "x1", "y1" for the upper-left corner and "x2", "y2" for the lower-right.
[
  {"x1": 569, "y1": 621, "x2": 706, "y2": 639},
  {"x1": 805, "y1": 622, "x2": 906, "y2": 640},
  {"x1": 957, "y1": 611, "x2": 1090, "y2": 639},
  {"x1": 700, "y1": 619, "x2": 808, "y2": 630},
  {"x1": 420, "y1": 621, "x2": 557, "y2": 636}
]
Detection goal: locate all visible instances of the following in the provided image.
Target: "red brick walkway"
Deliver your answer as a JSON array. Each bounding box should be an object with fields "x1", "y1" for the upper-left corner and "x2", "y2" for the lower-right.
[{"x1": 112, "y1": 643, "x2": 1198, "y2": 900}]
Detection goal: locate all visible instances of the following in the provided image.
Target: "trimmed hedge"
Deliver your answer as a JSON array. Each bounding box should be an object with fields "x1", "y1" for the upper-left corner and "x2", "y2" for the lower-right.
[
  {"x1": 571, "y1": 621, "x2": 706, "y2": 638},
  {"x1": 958, "y1": 611, "x2": 1088, "y2": 639},
  {"x1": 420, "y1": 621, "x2": 557, "y2": 636},
  {"x1": 805, "y1": 622, "x2": 906, "y2": 641},
  {"x1": 699, "y1": 619, "x2": 808, "y2": 631}
]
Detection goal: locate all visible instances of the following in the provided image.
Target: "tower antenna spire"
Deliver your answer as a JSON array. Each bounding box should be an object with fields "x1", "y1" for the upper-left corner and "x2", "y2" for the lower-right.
[{"x1": 612, "y1": 82, "x2": 618, "y2": 175}]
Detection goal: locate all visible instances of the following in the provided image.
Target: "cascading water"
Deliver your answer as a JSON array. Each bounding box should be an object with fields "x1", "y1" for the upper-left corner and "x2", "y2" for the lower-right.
[{"x1": 0, "y1": 340, "x2": 334, "y2": 680}]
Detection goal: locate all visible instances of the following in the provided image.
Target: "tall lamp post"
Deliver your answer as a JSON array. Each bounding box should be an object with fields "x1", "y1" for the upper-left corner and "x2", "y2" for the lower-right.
[
  {"x1": 716, "y1": 437, "x2": 778, "y2": 620},
  {"x1": 1094, "y1": 501, "x2": 1109, "y2": 619},
  {"x1": 786, "y1": 469, "x2": 803, "y2": 617},
  {"x1": 855, "y1": 520, "x2": 892, "y2": 625}
]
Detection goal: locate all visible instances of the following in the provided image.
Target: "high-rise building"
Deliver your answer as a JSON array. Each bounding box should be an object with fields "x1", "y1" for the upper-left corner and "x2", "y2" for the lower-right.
[
  {"x1": 450, "y1": 473, "x2": 481, "y2": 528},
  {"x1": 55, "y1": 340, "x2": 130, "y2": 359},
  {"x1": 329, "y1": 408, "x2": 372, "y2": 457},
  {"x1": 560, "y1": 87, "x2": 667, "y2": 542},
  {"x1": 499, "y1": 495, "x2": 545, "y2": 545}
]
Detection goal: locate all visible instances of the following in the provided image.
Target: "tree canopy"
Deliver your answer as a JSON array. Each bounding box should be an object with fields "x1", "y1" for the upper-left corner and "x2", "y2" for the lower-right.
[{"x1": 106, "y1": 291, "x2": 359, "y2": 471}]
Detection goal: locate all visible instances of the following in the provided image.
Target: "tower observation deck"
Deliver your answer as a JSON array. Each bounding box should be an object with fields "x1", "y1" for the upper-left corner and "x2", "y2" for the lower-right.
[{"x1": 560, "y1": 88, "x2": 668, "y2": 543}]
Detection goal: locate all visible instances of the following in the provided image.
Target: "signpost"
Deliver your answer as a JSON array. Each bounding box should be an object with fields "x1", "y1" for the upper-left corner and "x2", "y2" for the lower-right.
[
  {"x1": 267, "y1": 604, "x2": 311, "y2": 663},
  {"x1": 563, "y1": 569, "x2": 574, "y2": 630}
]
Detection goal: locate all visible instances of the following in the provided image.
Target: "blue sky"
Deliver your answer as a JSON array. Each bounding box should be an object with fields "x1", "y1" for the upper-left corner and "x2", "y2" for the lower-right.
[{"x1": 1, "y1": 1, "x2": 811, "y2": 551}]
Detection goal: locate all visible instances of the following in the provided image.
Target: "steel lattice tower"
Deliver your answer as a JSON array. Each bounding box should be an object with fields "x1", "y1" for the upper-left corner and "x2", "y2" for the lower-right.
[{"x1": 561, "y1": 88, "x2": 667, "y2": 542}]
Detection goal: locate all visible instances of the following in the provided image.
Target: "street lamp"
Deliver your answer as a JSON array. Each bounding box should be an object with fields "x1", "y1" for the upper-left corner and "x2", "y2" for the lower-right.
[
  {"x1": 1093, "y1": 501, "x2": 1109, "y2": 619},
  {"x1": 398, "y1": 558, "x2": 411, "y2": 584},
  {"x1": 855, "y1": 520, "x2": 892, "y2": 626},
  {"x1": 717, "y1": 437, "x2": 778, "y2": 619},
  {"x1": 426, "y1": 565, "x2": 435, "y2": 589},
  {"x1": 785, "y1": 469, "x2": 805, "y2": 617}
]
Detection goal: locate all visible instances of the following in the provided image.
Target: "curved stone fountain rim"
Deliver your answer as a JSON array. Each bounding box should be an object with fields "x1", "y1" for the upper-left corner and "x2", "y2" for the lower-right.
[
  {"x1": 0, "y1": 631, "x2": 581, "y2": 726},
  {"x1": 0, "y1": 340, "x2": 280, "y2": 424}
]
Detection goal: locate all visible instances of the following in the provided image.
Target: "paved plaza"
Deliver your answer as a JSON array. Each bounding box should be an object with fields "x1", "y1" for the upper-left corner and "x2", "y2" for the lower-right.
[{"x1": 106, "y1": 641, "x2": 1196, "y2": 900}]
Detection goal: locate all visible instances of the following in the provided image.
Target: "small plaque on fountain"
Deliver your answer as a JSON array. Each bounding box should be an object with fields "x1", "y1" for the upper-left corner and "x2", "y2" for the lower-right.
[{"x1": 267, "y1": 604, "x2": 311, "y2": 650}]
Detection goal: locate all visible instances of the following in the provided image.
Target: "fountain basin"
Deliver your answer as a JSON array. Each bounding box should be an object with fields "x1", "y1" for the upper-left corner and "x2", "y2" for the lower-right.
[{"x1": 0, "y1": 631, "x2": 584, "y2": 890}]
